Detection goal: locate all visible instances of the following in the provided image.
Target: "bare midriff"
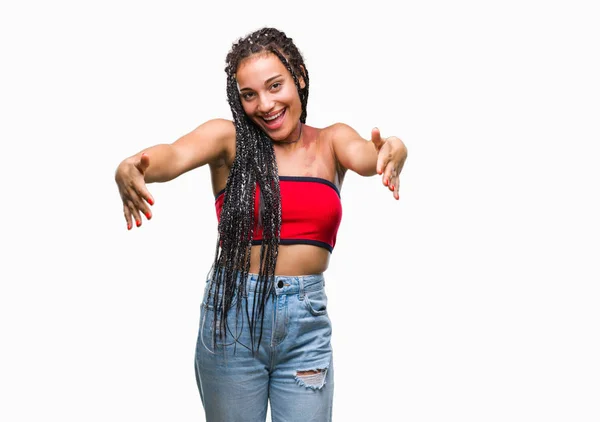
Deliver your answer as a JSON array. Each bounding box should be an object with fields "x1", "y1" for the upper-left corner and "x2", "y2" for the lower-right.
[{"x1": 249, "y1": 244, "x2": 330, "y2": 276}]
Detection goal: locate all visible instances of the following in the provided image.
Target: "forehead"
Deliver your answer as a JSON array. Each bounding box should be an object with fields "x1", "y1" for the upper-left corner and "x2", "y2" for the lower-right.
[{"x1": 236, "y1": 53, "x2": 289, "y2": 87}]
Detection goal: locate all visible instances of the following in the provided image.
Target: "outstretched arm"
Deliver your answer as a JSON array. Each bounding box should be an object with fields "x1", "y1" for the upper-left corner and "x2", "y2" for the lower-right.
[
  {"x1": 114, "y1": 118, "x2": 235, "y2": 229},
  {"x1": 330, "y1": 123, "x2": 407, "y2": 200}
]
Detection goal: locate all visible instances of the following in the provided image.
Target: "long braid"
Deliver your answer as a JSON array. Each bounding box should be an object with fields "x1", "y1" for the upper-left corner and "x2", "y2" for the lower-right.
[{"x1": 206, "y1": 28, "x2": 309, "y2": 352}]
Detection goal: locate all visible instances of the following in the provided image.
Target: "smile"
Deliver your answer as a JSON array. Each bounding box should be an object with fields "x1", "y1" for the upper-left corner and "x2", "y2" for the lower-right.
[
  {"x1": 262, "y1": 109, "x2": 285, "y2": 121},
  {"x1": 261, "y1": 108, "x2": 287, "y2": 130}
]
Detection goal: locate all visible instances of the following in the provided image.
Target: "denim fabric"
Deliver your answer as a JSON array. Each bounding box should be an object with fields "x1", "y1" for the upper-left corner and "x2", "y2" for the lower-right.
[{"x1": 194, "y1": 272, "x2": 334, "y2": 422}]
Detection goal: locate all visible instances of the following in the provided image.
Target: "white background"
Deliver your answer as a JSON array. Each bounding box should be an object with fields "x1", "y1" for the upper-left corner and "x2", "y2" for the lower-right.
[{"x1": 1, "y1": 0, "x2": 599, "y2": 421}]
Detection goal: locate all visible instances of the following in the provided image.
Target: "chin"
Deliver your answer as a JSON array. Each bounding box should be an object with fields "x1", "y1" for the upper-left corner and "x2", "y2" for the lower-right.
[{"x1": 253, "y1": 122, "x2": 289, "y2": 141}]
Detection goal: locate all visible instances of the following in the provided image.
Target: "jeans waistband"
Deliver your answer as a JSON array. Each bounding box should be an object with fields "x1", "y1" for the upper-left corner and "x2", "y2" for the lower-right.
[
  {"x1": 247, "y1": 273, "x2": 324, "y2": 296},
  {"x1": 208, "y1": 269, "x2": 325, "y2": 297}
]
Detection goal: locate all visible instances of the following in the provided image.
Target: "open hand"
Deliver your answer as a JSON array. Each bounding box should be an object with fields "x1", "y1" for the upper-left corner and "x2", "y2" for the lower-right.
[
  {"x1": 371, "y1": 128, "x2": 407, "y2": 200},
  {"x1": 115, "y1": 153, "x2": 155, "y2": 230}
]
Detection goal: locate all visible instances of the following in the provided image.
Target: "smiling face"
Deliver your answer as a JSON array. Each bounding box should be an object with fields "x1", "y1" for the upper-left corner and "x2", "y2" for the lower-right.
[{"x1": 236, "y1": 52, "x2": 304, "y2": 143}]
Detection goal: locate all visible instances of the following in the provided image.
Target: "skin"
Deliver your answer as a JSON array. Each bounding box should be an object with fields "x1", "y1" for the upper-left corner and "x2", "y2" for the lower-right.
[{"x1": 115, "y1": 52, "x2": 408, "y2": 276}]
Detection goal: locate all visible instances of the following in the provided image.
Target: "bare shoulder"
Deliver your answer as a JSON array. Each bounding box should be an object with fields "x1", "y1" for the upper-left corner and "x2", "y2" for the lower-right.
[
  {"x1": 317, "y1": 123, "x2": 361, "y2": 181},
  {"x1": 171, "y1": 118, "x2": 236, "y2": 171},
  {"x1": 193, "y1": 118, "x2": 236, "y2": 143},
  {"x1": 204, "y1": 118, "x2": 236, "y2": 166},
  {"x1": 321, "y1": 122, "x2": 361, "y2": 143}
]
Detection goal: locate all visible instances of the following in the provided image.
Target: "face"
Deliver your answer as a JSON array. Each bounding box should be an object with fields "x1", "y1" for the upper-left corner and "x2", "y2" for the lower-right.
[{"x1": 236, "y1": 52, "x2": 304, "y2": 142}]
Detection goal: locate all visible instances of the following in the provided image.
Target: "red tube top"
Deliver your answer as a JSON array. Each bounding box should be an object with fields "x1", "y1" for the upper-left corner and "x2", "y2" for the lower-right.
[{"x1": 215, "y1": 176, "x2": 342, "y2": 252}]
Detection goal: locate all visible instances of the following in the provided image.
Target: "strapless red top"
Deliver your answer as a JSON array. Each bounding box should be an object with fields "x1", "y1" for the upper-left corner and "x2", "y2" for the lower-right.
[{"x1": 215, "y1": 176, "x2": 342, "y2": 252}]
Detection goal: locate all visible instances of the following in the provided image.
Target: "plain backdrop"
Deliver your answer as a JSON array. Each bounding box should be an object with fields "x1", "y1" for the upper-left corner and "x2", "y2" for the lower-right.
[{"x1": 1, "y1": 1, "x2": 599, "y2": 421}]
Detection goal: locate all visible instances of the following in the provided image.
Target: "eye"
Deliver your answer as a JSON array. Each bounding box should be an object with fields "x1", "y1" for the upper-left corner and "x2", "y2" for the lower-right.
[
  {"x1": 241, "y1": 92, "x2": 255, "y2": 101},
  {"x1": 270, "y1": 82, "x2": 282, "y2": 90}
]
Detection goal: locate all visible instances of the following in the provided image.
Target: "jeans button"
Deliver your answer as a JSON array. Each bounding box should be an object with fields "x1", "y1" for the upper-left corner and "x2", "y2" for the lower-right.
[{"x1": 277, "y1": 280, "x2": 283, "y2": 288}]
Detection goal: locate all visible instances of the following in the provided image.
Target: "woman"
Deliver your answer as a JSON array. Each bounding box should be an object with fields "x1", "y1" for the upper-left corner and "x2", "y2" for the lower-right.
[{"x1": 115, "y1": 27, "x2": 407, "y2": 422}]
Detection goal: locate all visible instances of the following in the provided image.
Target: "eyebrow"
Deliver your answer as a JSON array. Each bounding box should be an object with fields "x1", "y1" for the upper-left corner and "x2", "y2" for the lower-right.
[{"x1": 239, "y1": 74, "x2": 283, "y2": 92}]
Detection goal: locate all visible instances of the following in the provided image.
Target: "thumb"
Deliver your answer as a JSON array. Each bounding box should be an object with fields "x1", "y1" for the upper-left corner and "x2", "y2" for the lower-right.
[
  {"x1": 371, "y1": 127, "x2": 384, "y2": 150},
  {"x1": 137, "y1": 153, "x2": 150, "y2": 174}
]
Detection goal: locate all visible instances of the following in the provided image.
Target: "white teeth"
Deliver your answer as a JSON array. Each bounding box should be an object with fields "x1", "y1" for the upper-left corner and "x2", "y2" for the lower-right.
[{"x1": 263, "y1": 110, "x2": 284, "y2": 121}]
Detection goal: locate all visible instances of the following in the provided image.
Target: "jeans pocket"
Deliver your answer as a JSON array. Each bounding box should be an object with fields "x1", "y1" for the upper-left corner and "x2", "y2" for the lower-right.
[
  {"x1": 303, "y1": 287, "x2": 328, "y2": 316},
  {"x1": 202, "y1": 281, "x2": 238, "y2": 311}
]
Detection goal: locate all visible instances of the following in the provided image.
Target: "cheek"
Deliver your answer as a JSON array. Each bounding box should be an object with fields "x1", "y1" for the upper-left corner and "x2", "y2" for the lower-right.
[
  {"x1": 285, "y1": 88, "x2": 302, "y2": 109},
  {"x1": 241, "y1": 100, "x2": 253, "y2": 116}
]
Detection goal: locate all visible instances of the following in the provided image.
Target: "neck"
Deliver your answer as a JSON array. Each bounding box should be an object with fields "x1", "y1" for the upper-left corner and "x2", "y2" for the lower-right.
[{"x1": 281, "y1": 122, "x2": 303, "y2": 144}]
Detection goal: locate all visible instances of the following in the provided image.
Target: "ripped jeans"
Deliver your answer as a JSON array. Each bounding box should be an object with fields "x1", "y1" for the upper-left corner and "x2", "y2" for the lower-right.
[{"x1": 194, "y1": 272, "x2": 334, "y2": 422}]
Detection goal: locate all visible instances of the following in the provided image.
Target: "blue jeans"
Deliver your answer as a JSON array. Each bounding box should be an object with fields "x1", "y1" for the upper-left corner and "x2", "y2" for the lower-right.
[{"x1": 194, "y1": 272, "x2": 334, "y2": 422}]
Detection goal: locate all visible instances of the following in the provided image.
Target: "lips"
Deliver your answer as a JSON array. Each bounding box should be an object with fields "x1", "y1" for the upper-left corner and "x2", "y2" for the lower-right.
[
  {"x1": 263, "y1": 109, "x2": 284, "y2": 121},
  {"x1": 261, "y1": 108, "x2": 286, "y2": 130}
]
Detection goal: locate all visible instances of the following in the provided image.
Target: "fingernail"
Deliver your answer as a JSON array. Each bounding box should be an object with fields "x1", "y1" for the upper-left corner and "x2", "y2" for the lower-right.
[
  {"x1": 384, "y1": 179, "x2": 388, "y2": 186},
  {"x1": 127, "y1": 223, "x2": 132, "y2": 230},
  {"x1": 136, "y1": 220, "x2": 141, "y2": 227},
  {"x1": 145, "y1": 212, "x2": 151, "y2": 219},
  {"x1": 148, "y1": 198, "x2": 154, "y2": 205},
  {"x1": 391, "y1": 185, "x2": 395, "y2": 191}
]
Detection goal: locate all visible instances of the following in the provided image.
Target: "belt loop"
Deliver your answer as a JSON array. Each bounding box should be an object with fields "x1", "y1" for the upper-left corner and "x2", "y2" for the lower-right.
[{"x1": 298, "y1": 276, "x2": 305, "y2": 300}]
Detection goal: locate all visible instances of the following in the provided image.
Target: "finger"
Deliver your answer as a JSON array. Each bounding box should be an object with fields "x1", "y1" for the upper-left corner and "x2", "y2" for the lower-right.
[
  {"x1": 383, "y1": 161, "x2": 395, "y2": 189},
  {"x1": 132, "y1": 159, "x2": 155, "y2": 205},
  {"x1": 129, "y1": 183, "x2": 153, "y2": 219},
  {"x1": 146, "y1": 192, "x2": 155, "y2": 206},
  {"x1": 371, "y1": 127, "x2": 385, "y2": 151},
  {"x1": 132, "y1": 183, "x2": 155, "y2": 207},
  {"x1": 388, "y1": 167, "x2": 400, "y2": 199},
  {"x1": 127, "y1": 200, "x2": 142, "y2": 227},
  {"x1": 136, "y1": 153, "x2": 150, "y2": 174},
  {"x1": 377, "y1": 146, "x2": 392, "y2": 177},
  {"x1": 123, "y1": 204, "x2": 133, "y2": 230}
]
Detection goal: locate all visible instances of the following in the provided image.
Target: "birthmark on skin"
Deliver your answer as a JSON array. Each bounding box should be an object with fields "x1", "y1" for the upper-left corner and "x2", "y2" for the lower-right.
[
  {"x1": 301, "y1": 133, "x2": 312, "y2": 149},
  {"x1": 304, "y1": 153, "x2": 317, "y2": 168}
]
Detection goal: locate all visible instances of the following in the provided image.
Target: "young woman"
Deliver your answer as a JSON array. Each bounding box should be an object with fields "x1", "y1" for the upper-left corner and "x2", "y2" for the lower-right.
[{"x1": 115, "y1": 27, "x2": 407, "y2": 422}]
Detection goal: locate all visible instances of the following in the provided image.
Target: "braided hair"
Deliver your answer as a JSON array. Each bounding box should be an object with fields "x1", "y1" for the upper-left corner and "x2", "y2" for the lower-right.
[{"x1": 206, "y1": 28, "x2": 310, "y2": 352}]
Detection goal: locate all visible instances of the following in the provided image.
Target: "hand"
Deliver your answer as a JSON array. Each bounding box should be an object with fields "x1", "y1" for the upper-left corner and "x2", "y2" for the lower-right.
[
  {"x1": 115, "y1": 153, "x2": 155, "y2": 230},
  {"x1": 371, "y1": 128, "x2": 407, "y2": 200}
]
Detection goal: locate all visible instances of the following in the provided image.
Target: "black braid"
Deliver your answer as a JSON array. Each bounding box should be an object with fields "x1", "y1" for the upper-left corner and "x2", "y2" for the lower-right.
[{"x1": 206, "y1": 28, "x2": 310, "y2": 352}]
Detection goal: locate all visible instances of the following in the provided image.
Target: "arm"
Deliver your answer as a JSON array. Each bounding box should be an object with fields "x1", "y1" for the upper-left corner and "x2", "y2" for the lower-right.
[
  {"x1": 114, "y1": 118, "x2": 235, "y2": 229},
  {"x1": 330, "y1": 123, "x2": 408, "y2": 199},
  {"x1": 119, "y1": 118, "x2": 235, "y2": 183},
  {"x1": 330, "y1": 123, "x2": 379, "y2": 176}
]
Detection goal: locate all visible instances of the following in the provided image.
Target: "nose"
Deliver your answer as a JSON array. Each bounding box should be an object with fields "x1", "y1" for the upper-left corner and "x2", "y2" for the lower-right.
[{"x1": 257, "y1": 93, "x2": 274, "y2": 114}]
